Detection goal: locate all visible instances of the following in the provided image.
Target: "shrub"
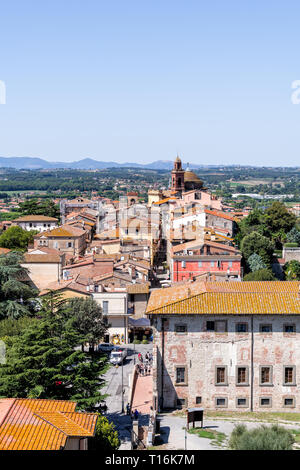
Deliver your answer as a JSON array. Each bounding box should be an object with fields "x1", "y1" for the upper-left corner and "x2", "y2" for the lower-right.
[
  {"x1": 89, "y1": 415, "x2": 120, "y2": 450},
  {"x1": 243, "y1": 268, "x2": 275, "y2": 281},
  {"x1": 247, "y1": 253, "x2": 267, "y2": 272},
  {"x1": 228, "y1": 424, "x2": 247, "y2": 450},
  {"x1": 284, "y1": 242, "x2": 298, "y2": 247},
  {"x1": 286, "y1": 227, "x2": 300, "y2": 245},
  {"x1": 229, "y1": 424, "x2": 294, "y2": 450},
  {"x1": 0, "y1": 317, "x2": 38, "y2": 338},
  {"x1": 284, "y1": 260, "x2": 300, "y2": 280},
  {"x1": 142, "y1": 339, "x2": 148, "y2": 344},
  {"x1": 133, "y1": 339, "x2": 141, "y2": 344}
]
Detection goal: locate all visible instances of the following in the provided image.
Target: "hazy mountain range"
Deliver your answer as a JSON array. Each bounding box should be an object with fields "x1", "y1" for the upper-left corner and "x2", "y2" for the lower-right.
[{"x1": 0, "y1": 156, "x2": 207, "y2": 170}]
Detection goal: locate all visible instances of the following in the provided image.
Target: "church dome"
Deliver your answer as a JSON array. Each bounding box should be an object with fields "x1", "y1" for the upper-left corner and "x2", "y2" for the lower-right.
[{"x1": 184, "y1": 169, "x2": 203, "y2": 189}]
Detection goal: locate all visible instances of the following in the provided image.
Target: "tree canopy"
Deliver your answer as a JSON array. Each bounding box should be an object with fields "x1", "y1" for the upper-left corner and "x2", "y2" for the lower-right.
[
  {"x1": 18, "y1": 198, "x2": 60, "y2": 219},
  {"x1": 236, "y1": 202, "x2": 297, "y2": 255},
  {"x1": 240, "y1": 232, "x2": 274, "y2": 268},
  {"x1": 0, "y1": 292, "x2": 109, "y2": 411},
  {"x1": 284, "y1": 260, "x2": 300, "y2": 280},
  {"x1": 66, "y1": 297, "x2": 108, "y2": 351},
  {"x1": 243, "y1": 268, "x2": 276, "y2": 281},
  {"x1": 0, "y1": 252, "x2": 38, "y2": 320},
  {"x1": 265, "y1": 201, "x2": 296, "y2": 235},
  {"x1": 0, "y1": 226, "x2": 38, "y2": 251},
  {"x1": 286, "y1": 227, "x2": 300, "y2": 246}
]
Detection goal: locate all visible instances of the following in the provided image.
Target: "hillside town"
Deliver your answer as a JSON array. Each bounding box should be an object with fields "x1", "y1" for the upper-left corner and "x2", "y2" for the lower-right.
[{"x1": 1, "y1": 157, "x2": 300, "y2": 451}]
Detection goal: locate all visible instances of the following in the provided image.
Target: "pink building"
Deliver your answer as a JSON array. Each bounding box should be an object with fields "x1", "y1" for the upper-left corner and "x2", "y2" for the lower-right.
[{"x1": 171, "y1": 241, "x2": 242, "y2": 282}]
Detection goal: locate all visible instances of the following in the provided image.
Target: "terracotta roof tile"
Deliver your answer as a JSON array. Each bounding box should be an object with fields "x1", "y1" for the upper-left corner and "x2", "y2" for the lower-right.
[
  {"x1": 14, "y1": 215, "x2": 58, "y2": 222},
  {"x1": 0, "y1": 399, "x2": 96, "y2": 450},
  {"x1": 127, "y1": 283, "x2": 150, "y2": 294},
  {"x1": 204, "y1": 209, "x2": 237, "y2": 222},
  {"x1": 36, "y1": 225, "x2": 86, "y2": 238},
  {"x1": 23, "y1": 253, "x2": 61, "y2": 263},
  {"x1": 146, "y1": 281, "x2": 300, "y2": 315}
]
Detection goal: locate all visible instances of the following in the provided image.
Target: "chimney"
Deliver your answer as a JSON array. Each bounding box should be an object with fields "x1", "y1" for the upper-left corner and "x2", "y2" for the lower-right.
[{"x1": 187, "y1": 287, "x2": 191, "y2": 297}]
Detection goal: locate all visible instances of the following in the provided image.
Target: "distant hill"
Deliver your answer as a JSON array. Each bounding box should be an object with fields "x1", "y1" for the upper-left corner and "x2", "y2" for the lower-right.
[{"x1": 0, "y1": 156, "x2": 206, "y2": 170}]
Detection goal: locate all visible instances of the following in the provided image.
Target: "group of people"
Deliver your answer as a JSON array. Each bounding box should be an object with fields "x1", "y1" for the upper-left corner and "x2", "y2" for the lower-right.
[
  {"x1": 126, "y1": 403, "x2": 139, "y2": 420},
  {"x1": 137, "y1": 351, "x2": 153, "y2": 376}
]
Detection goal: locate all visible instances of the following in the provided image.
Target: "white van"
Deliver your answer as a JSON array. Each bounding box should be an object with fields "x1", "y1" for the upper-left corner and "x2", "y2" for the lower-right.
[{"x1": 109, "y1": 348, "x2": 127, "y2": 366}]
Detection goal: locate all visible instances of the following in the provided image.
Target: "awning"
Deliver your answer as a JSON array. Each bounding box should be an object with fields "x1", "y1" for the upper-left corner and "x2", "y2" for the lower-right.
[{"x1": 128, "y1": 317, "x2": 151, "y2": 327}]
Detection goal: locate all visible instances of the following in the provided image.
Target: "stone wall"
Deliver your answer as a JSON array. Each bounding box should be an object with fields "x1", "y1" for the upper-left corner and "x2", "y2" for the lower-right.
[
  {"x1": 152, "y1": 314, "x2": 300, "y2": 412},
  {"x1": 283, "y1": 247, "x2": 300, "y2": 263}
]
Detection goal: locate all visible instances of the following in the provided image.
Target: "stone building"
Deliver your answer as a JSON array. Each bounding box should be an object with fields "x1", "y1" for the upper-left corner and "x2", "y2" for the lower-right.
[
  {"x1": 34, "y1": 224, "x2": 87, "y2": 256},
  {"x1": 22, "y1": 251, "x2": 65, "y2": 290},
  {"x1": 60, "y1": 196, "x2": 104, "y2": 231},
  {"x1": 146, "y1": 281, "x2": 300, "y2": 412},
  {"x1": 204, "y1": 209, "x2": 237, "y2": 238}
]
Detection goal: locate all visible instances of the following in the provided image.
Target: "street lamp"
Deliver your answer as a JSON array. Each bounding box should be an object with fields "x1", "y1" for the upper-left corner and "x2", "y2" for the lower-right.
[{"x1": 121, "y1": 358, "x2": 124, "y2": 414}]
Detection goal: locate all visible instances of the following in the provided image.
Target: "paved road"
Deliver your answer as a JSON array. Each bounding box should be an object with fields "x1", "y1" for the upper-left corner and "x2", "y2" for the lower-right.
[
  {"x1": 158, "y1": 413, "x2": 300, "y2": 450},
  {"x1": 102, "y1": 343, "x2": 153, "y2": 449}
]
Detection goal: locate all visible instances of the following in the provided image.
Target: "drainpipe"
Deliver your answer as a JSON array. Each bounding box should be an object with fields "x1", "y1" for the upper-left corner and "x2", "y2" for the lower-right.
[{"x1": 250, "y1": 315, "x2": 254, "y2": 412}]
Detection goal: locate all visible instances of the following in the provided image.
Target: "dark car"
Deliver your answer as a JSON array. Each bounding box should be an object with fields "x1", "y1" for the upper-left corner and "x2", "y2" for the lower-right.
[{"x1": 98, "y1": 343, "x2": 115, "y2": 353}]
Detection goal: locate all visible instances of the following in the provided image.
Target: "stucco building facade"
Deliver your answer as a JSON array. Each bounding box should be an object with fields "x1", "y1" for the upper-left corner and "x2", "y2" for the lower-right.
[{"x1": 146, "y1": 281, "x2": 300, "y2": 413}]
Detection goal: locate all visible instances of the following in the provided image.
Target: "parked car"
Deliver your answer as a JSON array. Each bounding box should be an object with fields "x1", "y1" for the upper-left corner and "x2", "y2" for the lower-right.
[
  {"x1": 98, "y1": 343, "x2": 115, "y2": 353},
  {"x1": 109, "y1": 348, "x2": 127, "y2": 365}
]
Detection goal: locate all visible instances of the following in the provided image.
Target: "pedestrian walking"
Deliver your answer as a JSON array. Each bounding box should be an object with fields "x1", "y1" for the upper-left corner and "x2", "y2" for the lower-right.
[
  {"x1": 100, "y1": 401, "x2": 107, "y2": 414},
  {"x1": 134, "y1": 409, "x2": 139, "y2": 420}
]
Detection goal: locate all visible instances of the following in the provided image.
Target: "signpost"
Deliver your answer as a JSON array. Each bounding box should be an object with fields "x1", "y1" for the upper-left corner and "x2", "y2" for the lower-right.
[{"x1": 187, "y1": 408, "x2": 204, "y2": 430}]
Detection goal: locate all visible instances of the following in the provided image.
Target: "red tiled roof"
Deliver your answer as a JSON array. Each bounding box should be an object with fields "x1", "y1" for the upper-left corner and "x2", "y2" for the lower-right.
[
  {"x1": 204, "y1": 209, "x2": 237, "y2": 221},
  {"x1": 0, "y1": 399, "x2": 97, "y2": 450},
  {"x1": 14, "y1": 215, "x2": 58, "y2": 222},
  {"x1": 146, "y1": 281, "x2": 300, "y2": 315},
  {"x1": 0, "y1": 248, "x2": 11, "y2": 255}
]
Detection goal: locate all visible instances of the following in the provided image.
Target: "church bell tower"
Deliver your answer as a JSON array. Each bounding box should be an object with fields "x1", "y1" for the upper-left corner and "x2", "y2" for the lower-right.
[{"x1": 171, "y1": 156, "x2": 185, "y2": 192}]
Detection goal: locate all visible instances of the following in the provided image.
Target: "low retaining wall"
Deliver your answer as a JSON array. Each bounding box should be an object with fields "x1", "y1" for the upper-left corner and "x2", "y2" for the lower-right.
[{"x1": 128, "y1": 364, "x2": 139, "y2": 410}]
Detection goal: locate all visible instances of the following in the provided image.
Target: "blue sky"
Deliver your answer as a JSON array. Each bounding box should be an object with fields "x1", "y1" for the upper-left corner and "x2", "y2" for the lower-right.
[{"x1": 1, "y1": 0, "x2": 300, "y2": 165}]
